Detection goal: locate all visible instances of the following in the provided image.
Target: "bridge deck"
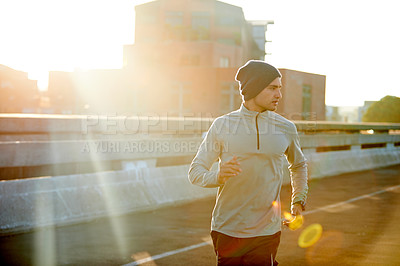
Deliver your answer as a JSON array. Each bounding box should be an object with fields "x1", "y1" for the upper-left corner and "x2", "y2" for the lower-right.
[{"x1": 1, "y1": 164, "x2": 400, "y2": 266}]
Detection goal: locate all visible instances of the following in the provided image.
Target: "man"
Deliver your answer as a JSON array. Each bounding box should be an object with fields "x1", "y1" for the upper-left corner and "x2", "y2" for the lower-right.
[{"x1": 188, "y1": 60, "x2": 308, "y2": 265}]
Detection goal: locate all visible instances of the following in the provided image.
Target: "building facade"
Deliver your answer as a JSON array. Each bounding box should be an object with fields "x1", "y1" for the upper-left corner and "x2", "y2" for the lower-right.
[
  {"x1": 0, "y1": 65, "x2": 39, "y2": 113},
  {"x1": 277, "y1": 69, "x2": 326, "y2": 121},
  {"x1": 124, "y1": 0, "x2": 264, "y2": 69},
  {"x1": 47, "y1": 0, "x2": 326, "y2": 120},
  {"x1": 121, "y1": 0, "x2": 264, "y2": 117}
]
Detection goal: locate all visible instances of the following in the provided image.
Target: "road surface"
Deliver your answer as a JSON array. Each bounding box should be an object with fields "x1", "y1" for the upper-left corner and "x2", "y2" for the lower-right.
[{"x1": 1, "y1": 164, "x2": 400, "y2": 265}]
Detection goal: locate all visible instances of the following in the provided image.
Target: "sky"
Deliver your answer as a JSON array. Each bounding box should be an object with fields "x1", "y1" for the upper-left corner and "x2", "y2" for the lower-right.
[{"x1": 1, "y1": 0, "x2": 399, "y2": 106}]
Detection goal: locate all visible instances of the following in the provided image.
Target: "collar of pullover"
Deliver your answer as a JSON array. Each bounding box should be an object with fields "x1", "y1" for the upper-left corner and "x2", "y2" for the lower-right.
[{"x1": 239, "y1": 104, "x2": 272, "y2": 119}]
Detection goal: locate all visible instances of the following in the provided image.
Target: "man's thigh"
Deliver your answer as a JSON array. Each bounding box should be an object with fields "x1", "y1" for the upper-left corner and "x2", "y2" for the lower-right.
[
  {"x1": 241, "y1": 232, "x2": 281, "y2": 266},
  {"x1": 211, "y1": 231, "x2": 246, "y2": 265},
  {"x1": 211, "y1": 231, "x2": 281, "y2": 266}
]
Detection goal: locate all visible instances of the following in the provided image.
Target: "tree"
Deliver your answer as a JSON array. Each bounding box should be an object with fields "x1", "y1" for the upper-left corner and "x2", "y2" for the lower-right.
[{"x1": 362, "y1": 95, "x2": 400, "y2": 122}]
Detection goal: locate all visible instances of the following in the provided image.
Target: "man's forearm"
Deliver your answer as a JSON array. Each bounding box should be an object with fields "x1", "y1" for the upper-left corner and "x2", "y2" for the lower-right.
[
  {"x1": 188, "y1": 161, "x2": 221, "y2": 188},
  {"x1": 290, "y1": 162, "x2": 308, "y2": 208}
]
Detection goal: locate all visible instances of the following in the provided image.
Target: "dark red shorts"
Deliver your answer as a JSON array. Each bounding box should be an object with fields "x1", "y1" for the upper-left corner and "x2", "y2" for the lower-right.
[{"x1": 210, "y1": 230, "x2": 281, "y2": 266}]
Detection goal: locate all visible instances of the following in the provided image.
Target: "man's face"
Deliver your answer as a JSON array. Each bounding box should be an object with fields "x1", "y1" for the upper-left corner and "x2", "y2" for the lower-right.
[{"x1": 253, "y1": 77, "x2": 282, "y2": 111}]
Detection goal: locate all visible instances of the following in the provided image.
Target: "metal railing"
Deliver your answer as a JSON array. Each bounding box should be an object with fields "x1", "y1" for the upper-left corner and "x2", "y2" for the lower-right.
[{"x1": 1, "y1": 114, "x2": 399, "y2": 180}]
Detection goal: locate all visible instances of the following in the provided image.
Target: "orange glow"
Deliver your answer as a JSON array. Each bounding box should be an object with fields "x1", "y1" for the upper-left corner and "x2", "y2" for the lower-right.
[
  {"x1": 283, "y1": 211, "x2": 294, "y2": 221},
  {"x1": 131, "y1": 251, "x2": 157, "y2": 265},
  {"x1": 305, "y1": 230, "x2": 343, "y2": 264},
  {"x1": 272, "y1": 201, "x2": 279, "y2": 207},
  {"x1": 288, "y1": 215, "x2": 304, "y2": 230},
  {"x1": 0, "y1": 0, "x2": 135, "y2": 90}
]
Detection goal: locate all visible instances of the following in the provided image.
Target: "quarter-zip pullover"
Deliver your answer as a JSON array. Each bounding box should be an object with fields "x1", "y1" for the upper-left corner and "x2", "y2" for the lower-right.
[{"x1": 188, "y1": 104, "x2": 308, "y2": 238}]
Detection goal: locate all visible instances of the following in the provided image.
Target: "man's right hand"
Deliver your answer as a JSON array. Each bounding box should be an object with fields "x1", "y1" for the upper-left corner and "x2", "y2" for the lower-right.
[{"x1": 218, "y1": 156, "x2": 242, "y2": 184}]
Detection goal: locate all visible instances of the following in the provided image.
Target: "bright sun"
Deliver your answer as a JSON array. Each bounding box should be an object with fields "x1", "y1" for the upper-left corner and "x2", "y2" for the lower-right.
[{"x1": 0, "y1": 0, "x2": 137, "y2": 90}]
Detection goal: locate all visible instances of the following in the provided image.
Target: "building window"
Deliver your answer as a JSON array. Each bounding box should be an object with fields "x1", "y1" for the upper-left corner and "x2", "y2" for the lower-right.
[
  {"x1": 164, "y1": 11, "x2": 185, "y2": 40},
  {"x1": 165, "y1": 11, "x2": 183, "y2": 26},
  {"x1": 217, "y1": 33, "x2": 241, "y2": 46},
  {"x1": 219, "y1": 57, "x2": 230, "y2": 68},
  {"x1": 192, "y1": 12, "x2": 210, "y2": 29},
  {"x1": 252, "y1": 25, "x2": 266, "y2": 51},
  {"x1": 191, "y1": 12, "x2": 210, "y2": 40},
  {"x1": 302, "y1": 84, "x2": 312, "y2": 120},
  {"x1": 220, "y1": 82, "x2": 241, "y2": 113},
  {"x1": 252, "y1": 26, "x2": 265, "y2": 38}
]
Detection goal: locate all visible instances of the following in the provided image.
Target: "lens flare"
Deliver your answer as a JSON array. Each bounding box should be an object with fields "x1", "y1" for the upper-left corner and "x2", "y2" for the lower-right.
[
  {"x1": 298, "y1": 223, "x2": 323, "y2": 248},
  {"x1": 305, "y1": 230, "x2": 343, "y2": 264},
  {"x1": 283, "y1": 211, "x2": 294, "y2": 221}
]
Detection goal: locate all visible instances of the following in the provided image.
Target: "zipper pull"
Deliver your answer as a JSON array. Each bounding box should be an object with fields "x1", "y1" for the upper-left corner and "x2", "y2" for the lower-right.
[{"x1": 255, "y1": 113, "x2": 260, "y2": 150}]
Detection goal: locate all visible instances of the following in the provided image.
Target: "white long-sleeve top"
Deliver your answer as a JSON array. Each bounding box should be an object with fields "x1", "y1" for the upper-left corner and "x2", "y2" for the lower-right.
[{"x1": 188, "y1": 104, "x2": 308, "y2": 238}]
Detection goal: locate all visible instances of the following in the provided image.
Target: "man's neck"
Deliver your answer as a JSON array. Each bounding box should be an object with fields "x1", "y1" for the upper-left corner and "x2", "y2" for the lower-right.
[{"x1": 243, "y1": 101, "x2": 266, "y2": 113}]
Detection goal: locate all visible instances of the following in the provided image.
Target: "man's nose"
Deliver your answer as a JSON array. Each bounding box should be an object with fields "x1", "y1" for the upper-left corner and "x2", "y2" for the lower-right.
[{"x1": 275, "y1": 90, "x2": 282, "y2": 99}]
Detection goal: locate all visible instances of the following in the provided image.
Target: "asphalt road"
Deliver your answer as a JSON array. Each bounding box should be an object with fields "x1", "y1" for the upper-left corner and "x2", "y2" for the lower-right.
[{"x1": 1, "y1": 164, "x2": 400, "y2": 266}]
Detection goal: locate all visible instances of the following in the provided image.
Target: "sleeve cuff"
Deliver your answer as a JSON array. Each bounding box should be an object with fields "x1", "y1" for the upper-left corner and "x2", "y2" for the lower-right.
[{"x1": 292, "y1": 200, "x2": 306, "y2": 211}]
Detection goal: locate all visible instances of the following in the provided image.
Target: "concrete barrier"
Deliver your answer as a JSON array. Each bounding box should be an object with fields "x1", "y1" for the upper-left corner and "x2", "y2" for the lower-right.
[
  {"x1": 0, "y1": 164, "x2": 218, "y2": 234},
  {"x1": 0, "y1": 114, "x2": 214, "y2": 141},
  {"x1": 305, "y1": 147, "x2": 400, "y2": 179},
  {"x1": 1, "y1": 144, "x2": 399, "y2": 234},
  {"x1": 0, "y1": 137, "x2": 203, "y2": 167},
  {"x1": 1, "y1": 133, "x2": 399, "y2": 177}
]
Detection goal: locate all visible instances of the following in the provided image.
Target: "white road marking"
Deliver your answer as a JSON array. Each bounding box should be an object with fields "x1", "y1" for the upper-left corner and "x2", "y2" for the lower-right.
[
  {"x1": 123, "y1": 240, "x2": 212, "y2": 266},
  {"x1": 303, "y1": 184, "x2": 400, "y2": 215},
  {"x1": 122, "y1": 184, "x2": 400, "y2": 266}
]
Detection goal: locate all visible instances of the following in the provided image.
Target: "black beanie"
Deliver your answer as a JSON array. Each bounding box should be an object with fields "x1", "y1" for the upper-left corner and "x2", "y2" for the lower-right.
[{"x1": 235, "y1": 60, "x2": 282, "y2": 101}]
